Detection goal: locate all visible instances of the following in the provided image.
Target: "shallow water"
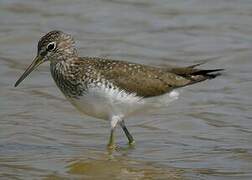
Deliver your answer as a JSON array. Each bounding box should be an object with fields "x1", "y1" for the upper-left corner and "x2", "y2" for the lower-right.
[{"x1": 1, "y1": 0, "x2": 252, "y2": 179}]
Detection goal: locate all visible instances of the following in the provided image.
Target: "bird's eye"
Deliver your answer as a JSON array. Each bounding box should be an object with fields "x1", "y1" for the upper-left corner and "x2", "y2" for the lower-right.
[{"x1": 46, "y1": 42, "x2": 56, "y2": 51}]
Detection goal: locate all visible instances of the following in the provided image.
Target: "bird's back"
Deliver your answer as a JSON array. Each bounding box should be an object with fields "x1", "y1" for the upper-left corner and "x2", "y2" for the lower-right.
[{"x1": 74, "y1": 57, "x2": 223, "y2": 97}]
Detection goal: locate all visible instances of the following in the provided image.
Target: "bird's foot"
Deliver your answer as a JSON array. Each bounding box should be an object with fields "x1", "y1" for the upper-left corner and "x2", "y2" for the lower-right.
[
  {"x1": 107, "y1": 143, "x2": 117, "y2": 150},
  {"x1": 128, "y1": 140, "x2": 135, "y2": 147}
]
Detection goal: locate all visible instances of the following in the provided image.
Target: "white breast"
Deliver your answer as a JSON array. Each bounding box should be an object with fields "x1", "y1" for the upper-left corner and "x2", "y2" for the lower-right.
[{"x1": 67, "y1": 83, "x2": 179, "y2": 120}]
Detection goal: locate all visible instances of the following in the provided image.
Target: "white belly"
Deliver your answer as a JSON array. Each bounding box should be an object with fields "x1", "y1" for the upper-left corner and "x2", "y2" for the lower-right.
[{"x1": 67, "y1": 85, "x2": 179, "y2": 120}]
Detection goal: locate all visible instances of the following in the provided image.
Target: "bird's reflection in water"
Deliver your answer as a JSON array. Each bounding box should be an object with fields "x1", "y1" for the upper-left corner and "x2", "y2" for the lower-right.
[{"x1": 43, "y1": 151, "x2": 184, "y2": 179}]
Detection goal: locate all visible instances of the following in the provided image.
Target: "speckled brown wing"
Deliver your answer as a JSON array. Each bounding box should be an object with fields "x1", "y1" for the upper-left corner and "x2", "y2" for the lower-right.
[
  {"x1": 93, "y1": 59, "x2": 192, "y2": 97},
  {"x1": 78, "y1": 57, "x2": 223, "y2": 98}
]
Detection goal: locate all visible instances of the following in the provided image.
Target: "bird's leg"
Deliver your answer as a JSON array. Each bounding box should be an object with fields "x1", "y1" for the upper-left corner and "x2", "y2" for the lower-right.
[
  {"x1": 120, "y1": 120, "x2": 135, "y2": 145},
  {"x1": 108, "y1": 129, "x2": 116, "y2": 149},
  {"x1": 107, "y1": 115, "x2": 120, "y2": 149}
]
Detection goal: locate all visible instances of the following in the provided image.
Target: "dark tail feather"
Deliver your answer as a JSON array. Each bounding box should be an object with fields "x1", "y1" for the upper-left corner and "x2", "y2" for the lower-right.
[
  {"x1": 188, "y1": 68, "x2": 224, "y2": 84},
  {"x1": 164, "y1": 63, "x2": 224, "y2": 89},
  {"x1": 169, "y1": 64, "x2": 224, "y2": 78},
  {"x1": 191, "y1": 69, "x2": 224, "y2": 79}
]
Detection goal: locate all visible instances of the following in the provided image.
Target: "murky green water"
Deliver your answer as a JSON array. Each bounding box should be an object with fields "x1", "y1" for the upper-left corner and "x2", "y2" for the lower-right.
[{"x1": 1, "y1": 0, "x2": 252, "y2": 179}]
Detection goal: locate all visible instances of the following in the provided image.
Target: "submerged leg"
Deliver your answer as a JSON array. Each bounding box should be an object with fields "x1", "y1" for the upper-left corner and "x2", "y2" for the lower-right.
[
  {"x1": 107, "y1": 115, "x2": 121, "y2": 149},
  {"x1": 108, "y1": 129, "x2": 116, "y2": 149},
  {"x1": 120, "y1": 120, "x2": 135, "y2": 145}
]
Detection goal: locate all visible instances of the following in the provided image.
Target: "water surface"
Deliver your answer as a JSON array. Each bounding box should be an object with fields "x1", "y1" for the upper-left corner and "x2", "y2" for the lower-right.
[{"x1": 1, "y1": 0, "x2": 252, "y2": 179}]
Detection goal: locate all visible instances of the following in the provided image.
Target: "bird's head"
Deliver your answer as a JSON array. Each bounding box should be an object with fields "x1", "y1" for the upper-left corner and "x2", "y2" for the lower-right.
[{"x1": 14, "y1": 30, "x2": 77, "y2": 87}]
